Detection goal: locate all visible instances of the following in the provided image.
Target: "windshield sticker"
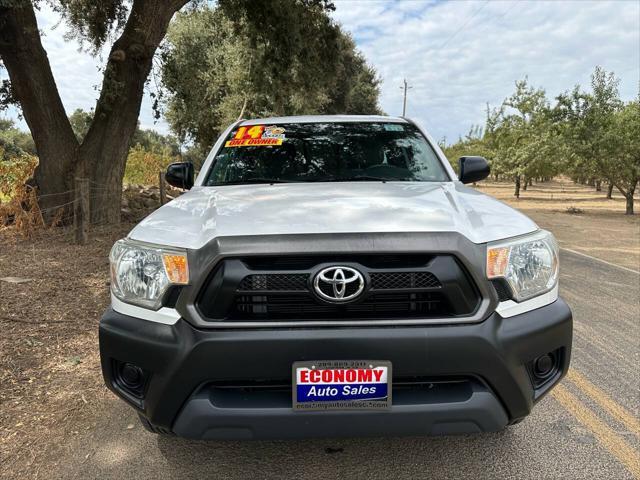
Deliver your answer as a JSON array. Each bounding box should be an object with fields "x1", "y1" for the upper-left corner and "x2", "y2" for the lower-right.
[
  {"x1": 225, "y1": 125, "x2": 285, "y2": 147},
  {"x1": 384, "y1": 124, "x2": 404, "y2": 132}
]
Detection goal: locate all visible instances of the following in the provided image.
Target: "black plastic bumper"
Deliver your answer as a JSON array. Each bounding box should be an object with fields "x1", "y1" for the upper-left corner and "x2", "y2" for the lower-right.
[{"x1": 99, "y1": 298, "x2": 572, "y2": 439}]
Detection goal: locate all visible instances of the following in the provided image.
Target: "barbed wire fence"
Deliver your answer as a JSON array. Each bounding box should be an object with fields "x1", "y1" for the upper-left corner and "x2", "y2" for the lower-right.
[{"x1": 1, "y1": 172, "x2": 171, "y2": 245}]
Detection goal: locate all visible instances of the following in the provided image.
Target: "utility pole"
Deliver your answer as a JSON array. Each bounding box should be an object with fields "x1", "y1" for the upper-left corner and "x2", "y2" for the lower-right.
[{"x1": 400, "y1": 78, "x2": 412, "y2": 117}]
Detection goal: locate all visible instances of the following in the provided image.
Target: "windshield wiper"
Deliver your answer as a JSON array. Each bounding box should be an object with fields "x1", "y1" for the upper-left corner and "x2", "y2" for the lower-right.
[
  {"x1": 332, "y1": 175, "x2": 401, "y2": 183},
  {"x1": 214, "y1": 178, "x2": 292, "y2": 185}
]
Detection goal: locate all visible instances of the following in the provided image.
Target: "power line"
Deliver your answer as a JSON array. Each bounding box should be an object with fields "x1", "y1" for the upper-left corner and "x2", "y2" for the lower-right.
[{"x1": 437, "y1": 0, "x2": 490, "y2": 50}]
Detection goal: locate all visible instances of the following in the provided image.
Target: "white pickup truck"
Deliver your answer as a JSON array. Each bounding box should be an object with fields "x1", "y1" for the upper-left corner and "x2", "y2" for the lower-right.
[{"x1": 100, "y1": 115, "x2": 572, "y2": 439}]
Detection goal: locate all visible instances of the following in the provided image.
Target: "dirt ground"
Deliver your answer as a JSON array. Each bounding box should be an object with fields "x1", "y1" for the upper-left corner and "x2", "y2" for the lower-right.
[
  {"x1": 476, "y1": 178, "x2": 640, "y2": 270},
  {"x1": 0, "y1": 177, "x2": 638, "y2": 478},
  {"x1": 0, "y1": 224, "x2": 132, "y2": 478}
]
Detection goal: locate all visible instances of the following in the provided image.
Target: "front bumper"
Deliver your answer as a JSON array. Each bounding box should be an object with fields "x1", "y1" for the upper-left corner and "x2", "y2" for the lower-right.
[{"x1": 99, "y1": 298, "x2": 572, "y2": 439}]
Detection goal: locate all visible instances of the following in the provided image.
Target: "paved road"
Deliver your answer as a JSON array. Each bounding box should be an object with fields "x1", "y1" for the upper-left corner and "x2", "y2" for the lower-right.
[{"x1": 49, "y1": 251, "x2": 639, "y2": 479}]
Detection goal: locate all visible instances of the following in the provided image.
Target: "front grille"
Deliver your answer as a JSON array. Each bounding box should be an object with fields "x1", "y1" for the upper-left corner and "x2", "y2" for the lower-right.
[
  {"x1": 232, "y1": 292, "x2": 446, "y2": 320},
  {"x1": 196, "y1": 255, "x2": 480, "y2": 323}
]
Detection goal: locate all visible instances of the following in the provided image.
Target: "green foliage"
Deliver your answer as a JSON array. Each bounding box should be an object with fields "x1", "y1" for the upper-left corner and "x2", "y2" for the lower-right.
[
  {"x1": 441, "y1": 125, "x2": 488, "y2": 173},
  {"x1": 609, "y1": 100, "x2": 640, "y2": 195},
  {"x1": 131, "y1": 128, "x2": 181, "y2": 156},
  {"x1": 552, "y1": 67, "x2": 638, "y2": 212},
  {"x1": 0, "y1": 118, "x2": 36, "y2": 156},
  {"x1": 68, "y1": 108, "x2": 93, "y2": 142},
  {"x1": 486, "y1": 79, "x2": 561, "y2": 185},
  {"x1": 51, "y1": 0, "x2": 130, "y2": 52},
  {"x1": 124, "y1": 144, "x2": 178, "y2": 186},
  {"x1": 160, "y1": 2, "x2": 381, "y2": 150}
]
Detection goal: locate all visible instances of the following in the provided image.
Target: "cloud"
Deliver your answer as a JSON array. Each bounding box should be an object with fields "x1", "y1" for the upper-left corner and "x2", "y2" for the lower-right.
[
  {"x1": 1, "y1": 1, "x2": 638, "y2": 144},
  {"x1": 332, "y1": 0, "x2": 640, "y2": 143}
]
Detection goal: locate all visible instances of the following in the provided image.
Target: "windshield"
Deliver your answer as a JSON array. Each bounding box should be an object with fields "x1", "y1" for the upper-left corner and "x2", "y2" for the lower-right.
[{"x1": 204, "y1": 122, "x2": 450, "y2": 186}]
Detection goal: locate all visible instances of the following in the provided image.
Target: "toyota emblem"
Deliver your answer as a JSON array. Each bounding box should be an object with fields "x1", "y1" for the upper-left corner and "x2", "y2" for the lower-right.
[{"x1": 313, "y1": 266, "x2": 365, "y2": 303}]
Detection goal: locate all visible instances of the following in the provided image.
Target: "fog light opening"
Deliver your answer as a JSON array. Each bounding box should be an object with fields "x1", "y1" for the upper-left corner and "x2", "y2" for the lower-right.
[
  {"x1": 533, "y1": 353, "x2": 555, "y2": 379},
  {"x1": 121, "y1": 363, "x2": 144, "y2": 389},
  {"x1": 528, "y1": 349, "x2": 562, "y2": 391},
  {"x1": 113, "y1": 360, "x2": 149, "y2": 400}
]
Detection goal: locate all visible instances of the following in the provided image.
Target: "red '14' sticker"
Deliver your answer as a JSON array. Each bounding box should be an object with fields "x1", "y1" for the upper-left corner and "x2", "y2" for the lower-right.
[{"x1": 225, "y1": 125, "x2": 285, "y2": 147}]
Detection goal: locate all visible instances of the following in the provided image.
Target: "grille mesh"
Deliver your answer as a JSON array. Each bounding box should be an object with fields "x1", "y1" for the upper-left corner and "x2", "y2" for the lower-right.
[
  {"x1": 370, "y1": 272, "x2": 441, "y2": 290},
  {"x1": 238, "y1": 272, "x2": 440, "y2": 292},
  {"x1": 238, "y1": 274, "x2": 309, "y2": 291}
]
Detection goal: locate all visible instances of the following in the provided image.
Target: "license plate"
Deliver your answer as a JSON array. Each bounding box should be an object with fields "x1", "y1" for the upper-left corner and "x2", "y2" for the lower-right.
[{"x1": 292, "y1": 360, "x2": 392, "y2": 411}]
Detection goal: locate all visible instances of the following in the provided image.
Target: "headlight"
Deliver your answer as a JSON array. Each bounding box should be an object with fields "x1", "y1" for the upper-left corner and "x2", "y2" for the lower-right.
[
  {"x1": 109, "y1": 239, "x2": 189, "y2": 309},
  {"x1": 487, "y1": 230, "x2": 558, "y2": 302}
]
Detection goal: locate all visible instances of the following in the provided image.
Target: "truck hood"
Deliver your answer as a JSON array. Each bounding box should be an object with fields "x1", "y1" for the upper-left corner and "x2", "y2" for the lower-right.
[{"x1": 128, "y1": 182, "x2": 538, "y2": 249}]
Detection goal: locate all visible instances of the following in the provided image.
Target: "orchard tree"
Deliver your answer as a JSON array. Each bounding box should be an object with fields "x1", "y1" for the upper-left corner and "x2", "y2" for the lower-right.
[
  {"x1": 608, "y1": 100, "x2": 639, "y2": 214},
  {"x1": 161, "y1": 3, "x2": 380, "y2": 151},
  {"x1": 554, "y1": 67, "x2": 622, "y2": 192},
  {"x1": 554, "y1": 67, "x2": 637, "y2": 212},
  {"x1": 485, "y1": 79, "x2": 557, "y2": 197}
]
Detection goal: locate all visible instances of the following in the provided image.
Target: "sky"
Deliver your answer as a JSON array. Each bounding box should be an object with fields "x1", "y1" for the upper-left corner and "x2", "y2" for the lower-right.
[{"x1": 1, "y1": 0, "x2": 639, "y2": 144}]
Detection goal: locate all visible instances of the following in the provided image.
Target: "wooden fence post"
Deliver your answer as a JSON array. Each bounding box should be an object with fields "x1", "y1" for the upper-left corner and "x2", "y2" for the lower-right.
[
  {"x1": 74, "y1": 177, "x2": 89, "y2": 244},
  {"x1": 159, "y1": 171, "x2": 167, "y2": 206}
]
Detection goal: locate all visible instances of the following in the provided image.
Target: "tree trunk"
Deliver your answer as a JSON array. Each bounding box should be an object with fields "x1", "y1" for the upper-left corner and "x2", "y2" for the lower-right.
[
  {"x1": 522, "y1": 177, "x2": 528, "y2": 191},
  {"x1": 81, "y1": 0, "x2": 189, "y2": 224},
  {"x1": 528, "y1": 177, "x2": 533, "y2": 187},
  {"x1": 595, "y1": 180, "x2": 602, "y2": 192},
  {"x1": 607, "y1": 183, "x2": 614, "y2": 199},
  {"x1": 514, "y1": 176, "x2": 521, "y2": 198},
  {"x1": 624, "y1": 182, "x2": 636, "y2": 215},
  {"x1": 615, "y1": 180, "x2": 637, "y2": 215},
  {"x1": 0, "y1": 0, "x2": 188, "y2": 226},
  {"x1": 0, "y1": 3, "x2": 80, "y2": 217}
]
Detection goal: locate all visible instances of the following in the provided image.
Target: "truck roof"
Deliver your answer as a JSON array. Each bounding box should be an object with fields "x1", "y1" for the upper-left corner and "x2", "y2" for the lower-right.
[{"x1": 239, "y1": 115, "x2": 409, "y2": 126}]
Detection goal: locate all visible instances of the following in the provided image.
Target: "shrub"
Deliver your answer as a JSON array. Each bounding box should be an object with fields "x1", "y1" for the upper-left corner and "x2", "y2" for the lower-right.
[
  {"x1": 124, "y1": 144, "x2": 178, "y2": 186},
  {"x1": 0, "y1": 147, "x2": 38, "y2": 200}
]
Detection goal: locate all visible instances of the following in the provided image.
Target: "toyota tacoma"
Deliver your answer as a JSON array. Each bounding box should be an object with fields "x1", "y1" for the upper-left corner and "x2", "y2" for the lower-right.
[{"x1": 100, "y1": 115, "x2": 572, "y2": 439}]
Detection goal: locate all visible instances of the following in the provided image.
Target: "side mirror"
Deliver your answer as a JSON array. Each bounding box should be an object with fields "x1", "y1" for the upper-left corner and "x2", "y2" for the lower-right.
[
  {"x1": 165, "y1": 162, "x2": 194, "y2": 190},
  {"x1": 458, "y1": 156, "x2": 490, "y2": 184}
]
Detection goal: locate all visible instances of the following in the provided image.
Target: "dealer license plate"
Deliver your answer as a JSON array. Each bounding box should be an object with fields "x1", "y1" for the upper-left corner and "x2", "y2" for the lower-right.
[{"x1": 292, "y1": 360, "x2": 392, "y2": 411}]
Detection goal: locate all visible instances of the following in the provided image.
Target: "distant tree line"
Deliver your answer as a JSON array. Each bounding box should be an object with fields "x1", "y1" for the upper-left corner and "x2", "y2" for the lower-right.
[{"x1": 442, "y1": 67, "x2": 639, "y2": 214}]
